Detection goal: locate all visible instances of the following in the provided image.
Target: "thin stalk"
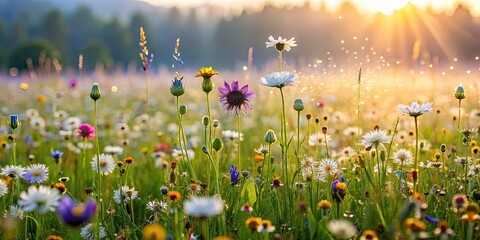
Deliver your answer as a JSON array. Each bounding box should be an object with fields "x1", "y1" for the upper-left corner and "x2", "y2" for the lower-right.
[
  {"x1": 278, "y1": 51, "x2": 283, "y2": 71},
  {"x1": 143, "y1": 71, "x2": 153, "y2": 153},
  {"x1": 93, "y1": 100, "x2": 103, "y2": 239},
  {"x1": 297, "y1": 111, "x2": 301, "y2": 167},
  {"x1": 414, "y1": 116, "x2": 419, "y2": 170},
  {"x1": 456, "y1": 99, "x2": 461, "y2": 157},
  {"x1": 12, "y1": 129, "x2": 16, "y2": 166},
  {"x1": 206, "y1": 93, "x2": 213, "y2": 153},
  {"x1": 206, "y1": 149, "x2": 220, "y2": 196},
  {"x1": 237, "y1": 115, "x2": 242, "y2": 171}
]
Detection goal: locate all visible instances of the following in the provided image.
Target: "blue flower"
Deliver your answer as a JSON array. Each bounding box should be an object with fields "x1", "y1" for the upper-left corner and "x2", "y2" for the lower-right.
[
  {"x1": 51, "y1": 150, "x2": 63, "y2": 160},
  {"x1": 229, "y1": 165, "x2": 240, "y2": 185},
  {"x1": 56, "y1": 196, "x2": 96, "y2": 227}
]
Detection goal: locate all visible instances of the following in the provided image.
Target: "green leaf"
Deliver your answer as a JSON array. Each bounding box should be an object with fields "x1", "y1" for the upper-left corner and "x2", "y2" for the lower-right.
[{"x1": 241, "y1": 177, "x2": 257, "y2": 205}]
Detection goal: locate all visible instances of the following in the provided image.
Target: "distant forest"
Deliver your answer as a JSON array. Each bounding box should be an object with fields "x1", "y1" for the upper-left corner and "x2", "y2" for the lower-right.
[{"x1": 0, "y1": 0, "x2": 479, "y2": 72}]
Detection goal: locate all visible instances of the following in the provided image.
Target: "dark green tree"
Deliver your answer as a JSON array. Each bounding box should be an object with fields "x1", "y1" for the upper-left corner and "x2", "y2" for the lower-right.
[{"x1": 8, "y1": 39, "x2": 60, "y2": 70}]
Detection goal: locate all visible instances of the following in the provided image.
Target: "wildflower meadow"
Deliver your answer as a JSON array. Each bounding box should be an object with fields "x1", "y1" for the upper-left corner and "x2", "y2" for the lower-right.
[{"x1": 1, "y1": 3, "x2": 480, "y2": 240}]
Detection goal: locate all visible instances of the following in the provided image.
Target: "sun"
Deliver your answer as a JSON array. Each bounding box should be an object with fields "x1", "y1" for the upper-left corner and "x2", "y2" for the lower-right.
[{"x1": 367, "y1": 0, "x2": 411, "y2": 15}]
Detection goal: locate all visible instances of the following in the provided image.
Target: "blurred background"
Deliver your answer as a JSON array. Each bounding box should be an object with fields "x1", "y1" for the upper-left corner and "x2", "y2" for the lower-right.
[{"x1": 0, "y1": 0, "x2": 479, "y2": 73}]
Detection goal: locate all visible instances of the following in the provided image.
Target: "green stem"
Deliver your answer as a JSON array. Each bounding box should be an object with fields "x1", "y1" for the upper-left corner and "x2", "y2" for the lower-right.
[
  {"x1": 237, "y1": 115, "x2": 242, "y2": 171},
  {"x1": 206, "y1": 150, "x2": 220, "y2": 196},
  {"x1": 206, "y1": 93, "x2": 212, "y2": 153},
  {"x1": 413, "y1": 116, "x2": 419, "y2": 194},
  {"x1": 297, "y1": 111, "x2": 301, "y2": 167},
  {"x1": 12, "y1": 129, "x2": 16, "y2": 166},
  {"x1": 467, "y1": 222, "x2": 474, "y2": 240},
  {"x1": 278, "y1": 51, "x2": 283, "y2": 71},
  {"x1": 456, "y1": 99, "x2": 461, "y2": 157},
  {"x1": 144, "y1": 71, "x2": 153, "y2": 154},
  {"x1": 93, "y1": 100, "x2": 103, "y2": 239}
]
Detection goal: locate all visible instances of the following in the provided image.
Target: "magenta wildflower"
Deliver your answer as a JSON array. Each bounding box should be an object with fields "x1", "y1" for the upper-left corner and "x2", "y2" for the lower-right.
[
  {"x1": 218, "y1": 80, "x2": 255, "y2": 116},
  {"x1": 77, "y1": 123, "x2": 95, "y2": 140}
]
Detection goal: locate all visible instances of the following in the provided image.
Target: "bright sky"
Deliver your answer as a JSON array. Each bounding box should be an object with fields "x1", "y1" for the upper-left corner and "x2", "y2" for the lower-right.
[{"x1": 141, "y1": 0, "x2": 480, "y2": 16}]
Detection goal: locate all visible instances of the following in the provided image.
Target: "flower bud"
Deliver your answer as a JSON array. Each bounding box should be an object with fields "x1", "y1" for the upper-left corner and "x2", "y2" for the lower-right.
[
  {"x1": 179, "y1": 105, "x2": 187, "y2": 115},
  {"x1": 306, "y1": 113, "x2": 312, "y2": 120},
  {"x1": 293, "y1": 98, "x2": 304, "y2": 111},
  {"x1": 202, "y1": 77, "x2": 214, "y2": 93},
  {"x1": 455, "y1": 85, "x2": 466, "y2": 100},
  {"x1": 212, "y1": 138, "x2": 223, "y2": 151},
  {"x1": 90, "y1": 83, "x2": 101, "y2": 101},
  {"x1": 440, "y1": 144, "x2": 446, "y2": 153},
  {"x1": 202, "y1": 146, "x2": 209, "y2": 154},
  {"x1": 322, "y1": 126, "x2": 328, "y2": 134},
  {"x1": 170, "y1": 77, "x2": 185, "y2": 96},
  {"x1": 8, "y1": 115, "x2": 19, "y2": 129},
  {"x1": 264, "y1": 129, "x2": 277, "y2": 143},
  {"x1": 380, "y1": 150, "x2": 386, "y2": 162},
  {"x1": 213, "y1": 120, "x2": 219, "y2": 128},
  {"x1": 202, "y1": 116, "x2": 209, "y2": 126}
]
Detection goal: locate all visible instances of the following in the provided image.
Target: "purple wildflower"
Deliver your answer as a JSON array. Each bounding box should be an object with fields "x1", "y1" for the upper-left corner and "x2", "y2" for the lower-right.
[
  {"x1": 77, "y1": 123, "x2": 95, "y2": 140},
  {"x1": 56, "y1": 196, "x2": 96, "y2": 227},
  {"x1": 218, "y1": 81, "x2": 255, "y2": 116},
  {"x1": 230, "y1": 165, "x2": 240, "y2": 185}
]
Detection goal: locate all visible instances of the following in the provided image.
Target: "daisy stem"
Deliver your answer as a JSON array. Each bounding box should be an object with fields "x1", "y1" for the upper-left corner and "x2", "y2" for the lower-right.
[
  {"x1": 129, "y1": 201, "x2": 135, "y2": 223},
  {"x1": 467, "y1": 222, "x2": 474, "y2": 240},
  {"x1": 278, "y1": 51, "x2": 283, "y2": 71},
  {"x1": 237, "y1": 115, "x2": 242, "y2": 171},
  {"x1": 413, "y1": 117, "x2": 420, "y2": 193},
  {"x1": 279, "y1": 87, "x2": 291, "y2": 222},
  {"x1": 324, "y1": 133, "x2": 330, "y2": 158},
  {"x1": 144, "y1": 71, "x2": 153, "y2": 155}
]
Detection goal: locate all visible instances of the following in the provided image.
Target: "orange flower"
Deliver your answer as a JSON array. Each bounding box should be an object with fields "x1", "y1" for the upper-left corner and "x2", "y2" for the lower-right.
[{"x1": 167, "y1": 191, "x2": 181, "y2": 201}]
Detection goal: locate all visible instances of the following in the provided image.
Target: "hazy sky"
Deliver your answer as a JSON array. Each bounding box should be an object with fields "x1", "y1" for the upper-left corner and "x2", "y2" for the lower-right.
[{"x1": 141, "y1": 0, "x2": 480, "y2": 16}]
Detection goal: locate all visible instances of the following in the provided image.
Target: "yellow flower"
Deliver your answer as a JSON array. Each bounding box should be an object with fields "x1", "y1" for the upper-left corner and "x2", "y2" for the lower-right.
[
  {"x1": 213, "y1": 236, "x2": 232, "y2": 240},
  {"x1": 37, "y1": 95, "x2": 47, "y2": 103},
  {"x1": 167, "y1": 191, "x2": 181, "y2": 201},
  {"x1": 360, "y1": 230, "x2": 378, "y2": 240},
  {"x1": 336, "y1": 182, "x2": 347, "y2": 190},
  {"x1": 195, "y1": 67, "x2": 219, "y2": 78},
  {"x1": 317, "y1": 200, "x2": 332, "y2": 209},
  {"x1": 471, "y1": 146, "x2": 480, "y2": 154},
  {"x1": 142, "y1": 223, "x2": 166, "y2": 240},
  {"x1": 254, "y1": 152, "x2": 264, "y2": 162},
  {"x1": 246, "y1": 217, "x2": 262, "y2": 231},
  {"x1": 20, "y1": 83, "x2": 29, "y2": 90}
]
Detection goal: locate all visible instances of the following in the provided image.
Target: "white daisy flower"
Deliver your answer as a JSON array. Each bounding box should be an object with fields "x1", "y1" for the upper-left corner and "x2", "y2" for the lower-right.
[
  {"x1": 80, "y1": 223, "x2": 106, "y2": 240},
  {"x1": 265, "y1": 36, "x2": 297, "y2": 51},
  {"x1": 301, "y1": 156, "x2": 317, "y2": 181},
  {"x1": 327, "y1": 220, "x2": 357, "y2": 240},
  {"x1": 184, "y1": 196, "x2": 224, "y2": 217},
  {"x1": 91, "y1": 154, "x2": 116, "y2": 175},
  {"x1": 18, "y1": 185, "x2": 60, "y2": 214},
  {"x1": 468, "y1": 164, "x2": 480, "y2": 177},
  {"x1": 25, "y1": 108, "x2": 39, "y2": 119},
  {"x1": 260, "y1": 71, "x2": 297, "y2": 88},
  {"x1": 62, "y1": 117, "x2": 81, "y2": 131},
  {"x1": 359, "y1": 129, "x2": 391, "y2": 149},
  {"x1": 22, "y1": 164, "x2": 49, "y2": 184},
  {"x1": 254, "y1": 144, "x2": 270, "y2": 155},
  {"x1": 392, "y1": 149, "x2": 414, "y2": 165},
  {"x1": 146, "y1": 201, "x2": 168, "y2": 212},
  {"x1": 0, "y1": 180, "x2": 7, "y2": 197},
  {"x1": 398, "y1": 102, "x2": 432, "y2": 117},
  {"x1": 1, "y1": 165, "x2": 26, "y2": 178},
  {"x1": 30, "y1": 117, "x2": 46, "y2": 131},
  {"x1": 8, "y1": 205, "x2": 24, "y2": 219},
  {"x1": 317, "y1": 158, "x2": 338, "y2": 176},
  {"x1": 104, "y1": 145, "x2": 123, "y2": 155},
  {"x1": 113, "y1": 186, "x2": 138, "y2": 204},
  {"x1": 455, "y1": 156, "x2": 472, "y2": 166}
]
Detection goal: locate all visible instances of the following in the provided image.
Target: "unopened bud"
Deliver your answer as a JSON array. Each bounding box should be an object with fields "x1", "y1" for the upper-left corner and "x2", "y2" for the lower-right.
[
  {"x1": 179, "y1": 105, "x2": 187, "y2": 115},
  {"x1": 90, "y1": 83, "x2": 101, "y2": 101},
  {"x1": 455, "y1": 85, "x2": 466, "y2": 100},
  {"x1": 293, "y1": 98, "x2": 304, "y2": 111},
  {"x1": 264, "y1": 129, "x2": 277, "y2": 143},
  {"x1": 202, "y1": 116, "x2": 209, "y2": 126},
  {"x1": 212, "y1": 138, "x2": 223, "y2": 151}
]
